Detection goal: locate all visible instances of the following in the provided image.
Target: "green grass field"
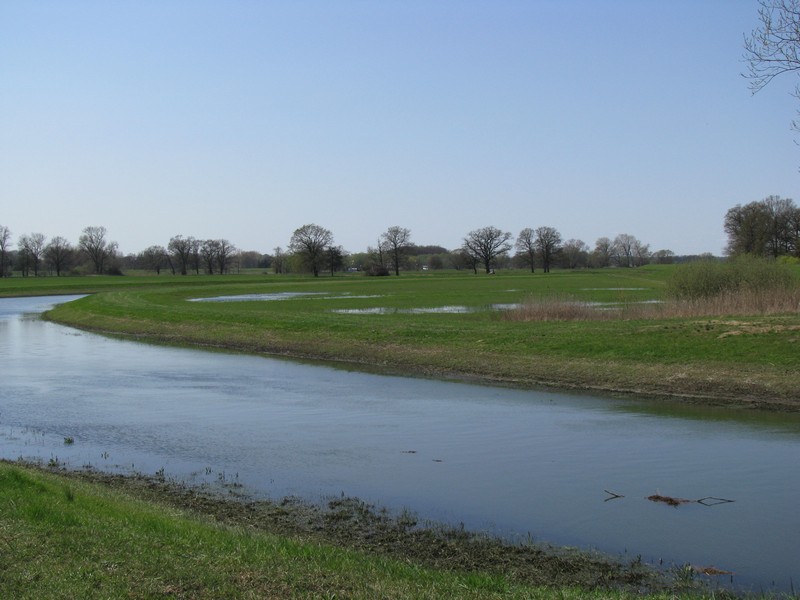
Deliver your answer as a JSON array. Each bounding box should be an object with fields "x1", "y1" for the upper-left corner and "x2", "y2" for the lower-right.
[{"x1": 7, "y1": 265, "x2": 796, "y2": 410}]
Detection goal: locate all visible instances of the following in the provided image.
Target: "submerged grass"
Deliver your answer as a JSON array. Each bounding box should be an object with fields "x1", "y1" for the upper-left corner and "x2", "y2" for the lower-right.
[{"x1": 0, "y1": 461, "x2": 739, "y2": 599}]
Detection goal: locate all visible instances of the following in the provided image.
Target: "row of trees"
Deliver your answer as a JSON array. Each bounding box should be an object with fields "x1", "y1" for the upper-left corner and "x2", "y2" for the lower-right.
[
  {"x1": 458, "y1": 226, "x2": 659, "y2": 274},
  {"x1": 0, "y1": 221, "x2": 667, "y2": 278},
  {"x1": 0, "y1": 225, "x2": 241, "y2": 277},
  {"x1": 139, "y1": 236, "x2": 238, "y2": 276},
  {"x1": 0, "y1": 225, "x2": 118, "y2": 277},
  {"x1": 724, "y1": 195, "x2": 800, "y2": 258},
  {"x1": 342, "y1": 226, "x2": 662, "y2": 277}
]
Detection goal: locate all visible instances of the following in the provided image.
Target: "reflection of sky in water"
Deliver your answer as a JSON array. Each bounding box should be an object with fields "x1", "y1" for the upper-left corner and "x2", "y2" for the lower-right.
[
  {"x1": 190, "y1": 292, "x2": 384, "y2": 302},
  {"x1": 187, "y1": 292, "x2": 660, "y2": 315},
  {"x1": 189, "y1": 292, "x2": 326, "y2": 302},
  {"x1": 330, "y1": 304, "x2": 520, "y2": 314},
  {"x1": 2, "y1": 295, "x2": 799, "y2": 594}
]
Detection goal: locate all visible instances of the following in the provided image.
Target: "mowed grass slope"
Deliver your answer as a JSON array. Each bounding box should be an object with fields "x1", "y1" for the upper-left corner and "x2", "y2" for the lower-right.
[{"x1": 34, "y1": 266, "x2": 800, "y2": 408}]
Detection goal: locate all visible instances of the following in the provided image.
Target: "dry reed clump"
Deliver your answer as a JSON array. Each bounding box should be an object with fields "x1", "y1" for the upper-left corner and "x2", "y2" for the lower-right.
[
  {"x1": 507, "y1": 258, "x2": 800, "y2": 322},
  {"x1": 502, "y1": 297, "x2": 606, "y2": 322},
  {"x1": 504, "y1": 288, "x2": 800, "y2": 322}
]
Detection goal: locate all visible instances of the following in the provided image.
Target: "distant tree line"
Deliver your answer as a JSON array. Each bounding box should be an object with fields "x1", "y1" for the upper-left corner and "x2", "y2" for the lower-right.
[
  {"x1": 0, "y1": 225, "x2": 122, "y2": 277},
  {"x1": 0, "y1": 220, "x2": 673, "y2": 279}
]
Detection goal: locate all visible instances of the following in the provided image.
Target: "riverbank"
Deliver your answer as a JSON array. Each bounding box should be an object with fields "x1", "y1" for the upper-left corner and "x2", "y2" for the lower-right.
[
  {"x1": 30, "y1": 269, "x2": 800, "y2": 412},
  {"x1": 1, "y1": 460, "x2": 734, "y2": 599}
]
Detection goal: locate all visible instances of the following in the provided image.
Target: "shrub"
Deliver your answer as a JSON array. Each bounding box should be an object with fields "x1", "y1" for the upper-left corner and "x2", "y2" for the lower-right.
[
  {"x1": 665, "y1": 256, "x2": 796, "y2": 300},
  {"x1": 365, "y1": 264, "x2": 390, "y2": 276}
]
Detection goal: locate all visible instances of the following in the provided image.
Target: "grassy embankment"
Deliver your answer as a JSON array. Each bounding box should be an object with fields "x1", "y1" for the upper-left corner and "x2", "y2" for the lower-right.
[
  {"x1": 19, "y1": 264, "x2": 800, "y2": 410},
  {"x1": 0, "y1": 461, "x2": 734, "y2": 599}
]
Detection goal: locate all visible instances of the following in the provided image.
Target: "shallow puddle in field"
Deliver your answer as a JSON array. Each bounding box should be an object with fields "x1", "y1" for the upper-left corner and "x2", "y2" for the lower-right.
[
  {"x1": 189, "y1": 292, "x2": 384, "y2": 302},
  {"x1": 189, "y1": 292, "x2": 326, "y2": 302},
  {"x1": 330, "y1": 303, "x2": 520, "y2": 315}
]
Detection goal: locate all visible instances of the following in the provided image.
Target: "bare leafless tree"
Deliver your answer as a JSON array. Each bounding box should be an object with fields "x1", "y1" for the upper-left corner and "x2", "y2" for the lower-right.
[
  {"x1": 613, "y1": 233, "x2": 637, "y2": 268},
  {"x1": 0, "y1": 225, "x2": 11, "y2": 278},
  {"x1": 534, "y1": 226, "x2": 562, "y2": 273},
  {"x1": 462, "y1": 226, "x2": 513, "y2": 274},
  {"x1": 79, "y1": 226, "x2": 117, "y2": 274},
  {"x1": 139, "y1": 245, "x2": 169, "y2": 275},
  {"x1": 168, "y1": 235, "x2": 196, "y2": 275},
  {"x1": 45, "y1": 236, "x2": 74, "y2": 276},
  {"x1": 18, "y1": 233, "x2": 47, "y2": 276},
  {"x1": 515, "y1": 228, "x2": 536, "y2": 272},
  {"x1": 215, "y1": 239, "x2": 237, "y2": 274},
  {"x1": 273, "y1": 246, "x2": 287, "y2": 274},
  {"x1": 380, "y1": 226, "x2": 411, "y2": 276},
  {"x1": 289, "y1": 224, "x2": 334, "y2": 277},
  {"x1": 562, "y1": 239, "x2": 589, "y2": 269},
  {"x1": 592, "y1": 237, "x2": 615, "y2": 268},
  {"x1": 744, "y1": 0, "x2": 800, "y2": 133}
]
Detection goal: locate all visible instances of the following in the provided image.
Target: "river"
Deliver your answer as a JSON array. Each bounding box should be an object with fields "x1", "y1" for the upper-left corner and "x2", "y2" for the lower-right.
[{"x1": 1, "y1": 295, "x2": 798, "y2": 593}]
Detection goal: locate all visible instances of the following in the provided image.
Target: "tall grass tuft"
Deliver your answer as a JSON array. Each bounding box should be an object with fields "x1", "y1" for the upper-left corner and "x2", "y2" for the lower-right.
[
  {"x1": 503, "y1": 295, "x2": 603, "y2": 322},
  {"x1": 505, "y1": 257, "x2": 800, "y2": 322}
]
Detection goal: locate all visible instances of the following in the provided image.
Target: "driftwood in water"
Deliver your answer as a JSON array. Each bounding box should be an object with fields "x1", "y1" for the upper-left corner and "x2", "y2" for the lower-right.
[
  {"x1": 647, "y1": 494, "x2": 692, "y2": 506},
  {"x1": 647, "y1": 493, "x2": 735, "y2": 507}
]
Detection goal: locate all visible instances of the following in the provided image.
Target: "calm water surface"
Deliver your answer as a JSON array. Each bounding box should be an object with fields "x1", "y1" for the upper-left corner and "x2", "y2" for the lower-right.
[{"x1": 1, "y1": 296, "x2": 799, "y2": 593}]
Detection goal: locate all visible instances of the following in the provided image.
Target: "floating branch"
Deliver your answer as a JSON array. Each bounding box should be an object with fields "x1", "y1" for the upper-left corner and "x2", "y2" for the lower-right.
[
  {"x1": 647, "y1": 493, "x2": 735, "y2": 507},
  {"x1": 603, "y1": 489, "x2": 625, "y2": 502},
  {"x1": 647, "y1": 494, "x2": 692, "y2": 507}
]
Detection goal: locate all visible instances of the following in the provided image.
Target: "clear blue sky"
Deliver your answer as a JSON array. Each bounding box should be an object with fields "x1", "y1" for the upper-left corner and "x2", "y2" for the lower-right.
[{"x1": 2, "y1": 0, "x2": 798, "y2": 256}]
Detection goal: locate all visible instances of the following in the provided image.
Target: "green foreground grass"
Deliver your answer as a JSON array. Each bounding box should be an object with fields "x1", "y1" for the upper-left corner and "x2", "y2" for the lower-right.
[
  {"x1": 12, "y1": 266, "x2": 800, "y2": 410},
  {"x1": 0, "y1": 462, "x2": 732, "y2": 599}
]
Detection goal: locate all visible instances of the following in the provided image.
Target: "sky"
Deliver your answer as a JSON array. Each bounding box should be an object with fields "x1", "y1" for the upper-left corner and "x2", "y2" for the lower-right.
[{"x1": 2, "y1": 0, "x2": 799, "y2": 257}]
